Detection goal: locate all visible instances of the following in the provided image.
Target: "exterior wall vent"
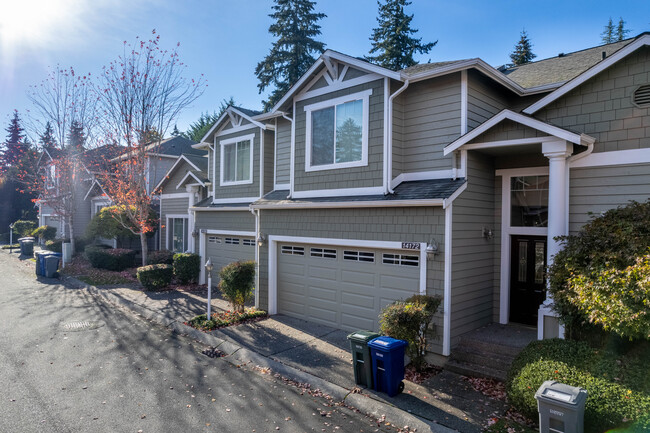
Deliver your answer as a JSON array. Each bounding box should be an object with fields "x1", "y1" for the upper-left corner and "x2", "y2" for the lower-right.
[{"x1": 633, "y1": 84, "x2": 650, "y2": 107}]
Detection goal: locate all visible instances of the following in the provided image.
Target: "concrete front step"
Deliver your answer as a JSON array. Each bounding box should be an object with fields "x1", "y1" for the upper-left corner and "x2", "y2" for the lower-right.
[
  {"x1": 445, "y1": 358, "x2": 509, "y2": 382},
  {"x1": 458, "y1": 337, "x2": 525, "y2": 358},
  {"x1": 450, "y1": 346, "x2": 516, "y2": 372}
]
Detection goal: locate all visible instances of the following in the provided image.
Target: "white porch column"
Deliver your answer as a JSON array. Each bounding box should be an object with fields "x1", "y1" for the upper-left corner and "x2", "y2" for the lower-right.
[
  {"x1": 186, "y1": 185, "x2": 198, "y2": 253},
  {"x1": 538, "y1": 140, "x2": 573, "y2": 339}
]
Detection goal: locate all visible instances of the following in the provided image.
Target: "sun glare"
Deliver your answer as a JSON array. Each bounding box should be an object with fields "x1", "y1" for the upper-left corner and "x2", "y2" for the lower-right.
[{"x1": 0, "y1": 0, "x2": 78, "y2": 49}]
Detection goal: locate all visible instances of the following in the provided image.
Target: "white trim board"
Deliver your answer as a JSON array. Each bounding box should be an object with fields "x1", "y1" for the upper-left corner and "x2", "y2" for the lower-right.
[
  {"x1": 569, "y1": 148, "x2": 650, "y2": 168},
  {"x1": 267, "y1": 234, "x2": 429, "y2": 316},
  {"x1": 176, "y1": 171, "x2": 205, "y2": 190},
  {"x1": 291, "y1": 186, "x2": 383, "y2": 199},
  {"x1": 153, "y1": 154, "x2": 203, "y2": 193},
  {"x1": 211, "y1": 196, "x2": 259, "y2": 204},
  {"x1": 159, "y1": 192, "x2": 191, "y2": 199}
]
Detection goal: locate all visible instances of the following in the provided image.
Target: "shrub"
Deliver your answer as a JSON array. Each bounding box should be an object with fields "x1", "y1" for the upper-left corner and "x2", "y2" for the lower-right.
[
  {"x1": 12, "y1": 220, "x2": 37, "y2": 238},
  {"x1": 187, "y1": 308, "x2": 267, "y2": 331},
  {"x1": 85, "y1": 206, "x2": 140, "y2": 240},
  {"x1": 508, "y1": 339, "x2": 650, "y2": 432},
  {"x1": 45, "y1": 239, "x2": 64, "y2": 253},
  {"x1": 137, "y1": 264, "x2": 173, "y2": 291},
  {"x1": 379, "y1": 294, "x2": 442, "y2": 371},
  {"x1": 218, "y1": 261, "x2": 256, "y2": 313},
  {"x1": 548, "y1": 200, "x2": 650, "y2": 341},
  {"x1": 147, "y1": 249, "x2": 174, "y2": 265},
  {"x1": 172, "y1": 253, "x2": 201, "y2": 284},
  {"x1": 31, "y1": 225, "x2": 57, "y2": 242},
  {"x1": 85, "y1": 246, "x2": 136, "y2": 271}
]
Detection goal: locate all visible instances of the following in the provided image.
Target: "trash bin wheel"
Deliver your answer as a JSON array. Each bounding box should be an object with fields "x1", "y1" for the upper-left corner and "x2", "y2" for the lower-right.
[{"x1": 397, "y1": 381, "x2": 404, "y2": 394}]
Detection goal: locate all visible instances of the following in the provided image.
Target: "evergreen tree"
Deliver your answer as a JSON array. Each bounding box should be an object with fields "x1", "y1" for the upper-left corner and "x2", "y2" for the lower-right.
[
  {"x1": 601, "y1": 17, "x2": 615, "y2": 44},
  {"x1": 67, "y1": 120, "x2": 85, "y2": 153},
  {"x1": 171, "y1": 125, "x2": 181, "y2": 136},
  {"x1": 616, "y1": 17, "x2": 630, "y2": 41},
  {"x1": 39, "y1": 121, "x2": 57, "y2": 150},
  {"x1": 367, "y1": 0, "x2": 437, "y2": 71},
  {"x1": 183, "y1": 98, "x2": 237, "y2": 142},
  {"x1": 255, "y1": 0, "x2": 326, "y2": 110},
  {"x1": 2, "y1": 110, "x2": 26, "y2": 167},
  {"x1": 510, "y1": 30, "x2": 536, "y2": 66}
]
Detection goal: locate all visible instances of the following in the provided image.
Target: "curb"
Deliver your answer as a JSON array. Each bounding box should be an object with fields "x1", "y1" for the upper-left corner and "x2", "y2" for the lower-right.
[{"x1": 74, "y1": 278, "x2": 454, "y2": 433}]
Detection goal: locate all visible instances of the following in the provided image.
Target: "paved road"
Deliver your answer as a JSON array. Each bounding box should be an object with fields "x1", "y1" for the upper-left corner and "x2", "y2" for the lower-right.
[{"x1": 0, "y1": 252, "x2": 397, "y2": 433}]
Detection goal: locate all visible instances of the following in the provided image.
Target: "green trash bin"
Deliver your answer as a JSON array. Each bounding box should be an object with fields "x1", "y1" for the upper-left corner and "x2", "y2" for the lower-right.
[{"x1": 347, "y1": 330, "x2": 380, "y2": 388}]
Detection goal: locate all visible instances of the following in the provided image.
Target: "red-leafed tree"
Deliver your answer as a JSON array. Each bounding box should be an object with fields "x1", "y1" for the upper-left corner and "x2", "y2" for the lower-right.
[
  {"x1": 25, "y1": 67, "x2": 98, "y2": 254},
  {"x1": 95, "y1": 30, "x2": 205, "y2": 265}
]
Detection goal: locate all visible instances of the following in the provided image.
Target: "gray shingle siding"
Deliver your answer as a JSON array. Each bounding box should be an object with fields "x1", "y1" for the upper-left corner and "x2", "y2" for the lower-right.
[
  {"x1": 294, "y1": 79, "x2": 385, "y2": 192},
  {"x1": 538, "y1": 46, "x2": 650, "y2": 153},
  {"x1": 450, "y1": 152, "x2": 496, "y2": 345},
  {"x1": 467, "y1": 70, "x2": 510, "y2": 131},
  {"x1": 399, "y1": 73, "x2": 460, "y2": 173},
  {"x1": 161, "y1": 160, "x2": 193, "y2": 195},
  {"x1": 194, "y1": 210, "x2": 255, "y2": 233},
  {"x1": 569, "y1": 164, "x2": 650, "y2": 233},
  {"x1": 257, "y1": 206, "x2": 446, "y2": 353},
  {"x1": 72, "y1": 180, "x2": 92, "y2": 239},
  {"x1": 160, "y1": 196, "x2": 189, "y2": 248},
  {"x1": 264, "y1": 129, "x2": 275, "y2": 194},
  {"x1": 213, "y1": 128, "x2": 261, "y2": 199},
  {"x1": 275, "y1": 117, "x2": 291, "y2": 186}
]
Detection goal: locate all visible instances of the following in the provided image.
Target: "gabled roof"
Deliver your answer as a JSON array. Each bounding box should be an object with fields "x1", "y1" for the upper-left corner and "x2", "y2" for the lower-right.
[
  {"x1": 152, "y1": 152, "x2": 208, "y2": 193},
  {"x1": 503, "y1": 38, "x2": 634, "y2": 90},
  {"x1": 81, "y1": 144, "x2": 123, "y2": 170},
  {"x1": 197, "y1": 106, "x2": 267, "y2": 145},
  {"x1": 524, "y1": 33, "x2": 650, "y2": 114}
]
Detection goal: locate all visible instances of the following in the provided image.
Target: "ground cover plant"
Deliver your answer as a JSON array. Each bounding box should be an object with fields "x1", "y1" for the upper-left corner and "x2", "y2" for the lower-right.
[
  {"x1": 507, "y1": 339, "x2": 650, "y2": 432},
  {"x1": 187, "y1": 308, "x2": 268, "y2": 331},
  {"x1": 61, "y1": 255, "x2": 137, "y2": 286}
]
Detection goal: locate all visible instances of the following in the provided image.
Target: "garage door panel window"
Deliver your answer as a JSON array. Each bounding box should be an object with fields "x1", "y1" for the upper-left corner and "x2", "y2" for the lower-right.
[
  {"x1": 343, "y1": 250, "x2": 374, "y2": 262},
  {"x1": 243, "y1": 239, "x2": 255, "y2": 246},
  {"x1": 382, "y1": 253, "x2": 419, "y2": 267},
  {"x1": 225, "y1": 237, "x2": 239, "y2": 245},
  {"x1": 310, "y1": 247, "x2": 337, "y2": 259},
  {"x1": 281, "y1": 245, "x2": 305, "y2": 256},
  {"x1": 208, "y1": 236, "x2": 222, "y2": 244}
]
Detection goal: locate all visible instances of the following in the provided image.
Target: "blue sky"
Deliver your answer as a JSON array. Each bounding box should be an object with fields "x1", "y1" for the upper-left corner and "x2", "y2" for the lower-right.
[{"x1": 1, "y1": 0, "x2": 649, "y2": 141}]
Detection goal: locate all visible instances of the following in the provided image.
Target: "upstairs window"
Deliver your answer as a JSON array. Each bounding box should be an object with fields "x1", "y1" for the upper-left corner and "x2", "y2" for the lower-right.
[
  {"x1": 220, "y1": 134, "x2": 254, "y2": 186},
  {"x1": 304, "y1": 90, "x2": 371, "y2": 172}
]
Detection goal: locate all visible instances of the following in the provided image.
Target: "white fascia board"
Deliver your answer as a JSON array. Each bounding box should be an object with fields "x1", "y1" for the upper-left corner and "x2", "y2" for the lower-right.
[
  {"x1": 176, "y1": 171, "x2": 205, "y2": 190},
  {"x1": 251, "y1": 198, "x2": 446, "y2": 210},
  {"x1": 215, "y1": 123, "x2": 259, "y2": 138},
  {"x1": 524, "y1": 35, "x2": 650, "y2": 114},
  {"x1": 199, "y1": 111, "x2": 230, "y2": 143},
  {"x1": 230, "y1": 107, "x2": 266, "y2": 129},
  {"x1": 323, "y1": 50, "x2": 401, "y2": 81},
  {"x1": 270, "y1": 58, "x2": 325, "y2": 113},
  {"x1": 190, "y1": 206, "x2": 252, "y2": 212},
  {"x1": 159, "y1": 192, "x2": 191, "y2": 199},
  {"x1": 570, "y1": 148, "x2": 650, "y2": 168},
  {"x1": 212, "y1": 196, "x2": 259, "y2": 204},
  {"x1": 444, "y1": 110, "x2": 589, "y2": 155},
  {"x1": 192, "y1": 142, "x2": 211, "y2": 149},
  {"x1": 442, "y1": 182, "x2": 468, "y2": 209}
]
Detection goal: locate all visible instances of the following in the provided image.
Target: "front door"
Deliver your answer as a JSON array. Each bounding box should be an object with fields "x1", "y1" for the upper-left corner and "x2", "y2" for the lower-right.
[{"x1": 510, "y1": 235, "x2": 547, "y2": 325}]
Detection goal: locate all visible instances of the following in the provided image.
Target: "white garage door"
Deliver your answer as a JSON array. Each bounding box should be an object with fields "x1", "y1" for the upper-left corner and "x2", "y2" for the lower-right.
[
  {"x1": 205, "y1": 234, "x2": 256, "y2": 281},
  {"x1": 277, "y1": 243, "x2": 420, "y2": 331}
]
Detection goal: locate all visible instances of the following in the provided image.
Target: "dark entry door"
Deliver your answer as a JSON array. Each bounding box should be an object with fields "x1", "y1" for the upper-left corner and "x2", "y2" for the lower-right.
[{"x1": 510, "y1": 236, "x2": 547, "y2": 325}]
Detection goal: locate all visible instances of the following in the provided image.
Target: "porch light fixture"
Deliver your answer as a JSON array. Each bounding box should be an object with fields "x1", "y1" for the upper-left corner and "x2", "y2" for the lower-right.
[
  {"x1": 482, "y1": 227, "x2": 494, "y2": 240},
  {"x1": 257, "y1": 233, "x2": 267, "y2": 247},
  {"x1": 192, "y1": 229, "x2": 199, "y2": 238},
  {"x1": 426, "y1": 239, "x2": 438, "y2": 255}
]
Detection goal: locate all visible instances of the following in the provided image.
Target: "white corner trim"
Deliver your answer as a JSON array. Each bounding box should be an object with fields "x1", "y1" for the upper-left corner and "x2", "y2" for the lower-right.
[
  {"x1": 569, "y1": 148, "x2": 650, "y2": 168},
  {"x1": 443, "y1": 181, "x2": 468, "y2": 209},
  {"x1": 289, "y1": 99, "x2": 296, "y2": 198},
  {"x1": 460, "y1": 70, "x2": 468, "y2": 135},
  {"x1": 259, "y1": 127, "x2": 265, "y2": 198},
  {"x1": 442, "y1": 204, "x2": 452, "y2": 357},
  {"x1": 419, "y1": 243, "x2": 427, "y2": 296},
  {"x1": 524, "y1": 35, "x2": 650, "y2": 115},
  {"x1": 391, "y1": 169, "x2": 456, "y2": 189},
  {"x1": 273, "y1": 183, "x2": 290, "y2": 191},
  {"x1": 444, "y1": 110, "x2": 592, "y2": 155},
  {"x1": 219, "y1": 133, "x2": 255, "y2": 187},
  {"x1": 291, "y1": 186, "x2": 383, "y2": 199}
]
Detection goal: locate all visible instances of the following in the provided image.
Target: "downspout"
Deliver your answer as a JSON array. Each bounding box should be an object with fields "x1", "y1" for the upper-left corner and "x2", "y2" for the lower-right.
[
  {"x1": 386, "y1": 79, "x2": 410, "y2": 194},
  {"x1": 251, "y1": 207, "x2": 261, "y2": 309}
]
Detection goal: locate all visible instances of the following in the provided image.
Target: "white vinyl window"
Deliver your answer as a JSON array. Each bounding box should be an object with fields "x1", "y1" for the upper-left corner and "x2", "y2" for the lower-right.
[
  {"x1": 304, "y1": 89, "x2": 371, "y2": 172},
  {"x1": 220, "y1": 134, "x2": 254, "y2": 186}
]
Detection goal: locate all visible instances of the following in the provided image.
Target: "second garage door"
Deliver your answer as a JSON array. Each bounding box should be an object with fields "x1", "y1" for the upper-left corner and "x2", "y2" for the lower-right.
[
  {"x1": 277, "y1": 243, "x2": 420, "y2": 331},
  {"x1": 205, "y1": 234, "x2": 256, "y2": 280}
]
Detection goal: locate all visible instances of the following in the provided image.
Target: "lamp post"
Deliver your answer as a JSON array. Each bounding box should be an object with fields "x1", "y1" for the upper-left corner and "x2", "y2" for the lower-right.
[
  {"x1": 9, "y1": 223, "x2": 14, "y2": 254},
  {"x1": 205, "y1": 258, "x2": 214, "y2": 319}
]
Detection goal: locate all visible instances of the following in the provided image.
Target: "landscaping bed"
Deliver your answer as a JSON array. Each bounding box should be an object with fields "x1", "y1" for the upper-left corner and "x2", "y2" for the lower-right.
[
  {"x1": 186, "y1": 309, "x2": 268, "y2": 331},
  {"x1": 61, "y1": 255, "x2": 138, "y2": 286}
]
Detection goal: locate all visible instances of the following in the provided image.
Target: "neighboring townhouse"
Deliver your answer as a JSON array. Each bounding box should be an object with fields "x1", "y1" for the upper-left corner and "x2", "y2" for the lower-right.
[
  {"x1": 190, "y1": 106, "x2": 275, "y2": 291},
  {"x1": 154, "y1": 152, "x2": 208, "y2": 254},
  {"x1": 188, "y1": 33, "x2": 650, "y2": 359},
  {"x1": 38, "y1": 144, "x2": 122, "y2": 244}
]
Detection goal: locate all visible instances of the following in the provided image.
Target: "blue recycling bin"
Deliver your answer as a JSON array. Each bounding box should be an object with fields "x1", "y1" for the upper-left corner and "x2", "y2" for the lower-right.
[{"x1": 368, "y1": 336, "x2": 408, "y2": 397}]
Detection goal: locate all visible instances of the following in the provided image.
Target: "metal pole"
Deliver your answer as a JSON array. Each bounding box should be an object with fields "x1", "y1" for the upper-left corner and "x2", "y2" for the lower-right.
[
  {"x1": 207, "y1": 273, "x2": 212, "y2": 319},
  {"x1": 9, "y1": 224, "x2": 13, "y2": 254}
]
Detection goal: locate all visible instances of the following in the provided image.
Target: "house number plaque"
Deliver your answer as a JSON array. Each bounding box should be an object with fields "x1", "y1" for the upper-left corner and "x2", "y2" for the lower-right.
[{"x1": 401, "y1": 242, "x2": 420, "y2": 250}]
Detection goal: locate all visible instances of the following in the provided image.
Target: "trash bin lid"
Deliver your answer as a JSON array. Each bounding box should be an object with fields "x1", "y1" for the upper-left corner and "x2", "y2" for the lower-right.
[
  {"x1": 535, "y1": 380, "x2": 588, "y2": 406},
  {"x1": 368, "y1": 336, "x2": 408, "y2": 350},
  {"x1": 347, "y1": 330, "x2": 381, "y2": 343}
]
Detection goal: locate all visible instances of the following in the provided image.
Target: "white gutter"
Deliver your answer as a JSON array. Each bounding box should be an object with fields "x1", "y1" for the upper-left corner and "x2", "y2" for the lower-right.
[
  {"x1": 386, "y1": 79, "x2": 410, "y2": 194},
  {"x1": 251, "y1": 198, "x2": 447, "y2": 210}
]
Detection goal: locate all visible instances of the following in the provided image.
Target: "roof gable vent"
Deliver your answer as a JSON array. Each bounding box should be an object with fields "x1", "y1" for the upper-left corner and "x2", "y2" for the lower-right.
[{"x1": 633, "y1": 85, "x2": 650, "y2": 107}]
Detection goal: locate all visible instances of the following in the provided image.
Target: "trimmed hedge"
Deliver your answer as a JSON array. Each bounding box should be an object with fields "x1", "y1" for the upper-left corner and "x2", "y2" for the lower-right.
[
  {"x1": 45, "y1": 239, "x2": 64, "y2": 253},
  {"x1": 12, "y1": 220, "x2": 37, "y2": 238},
  {"x1": 508, "y1": 339, "x2": 650, "y2": 432},
  {"x1": 85, "y1": 246, "x2": 136, "y2": 271},
  {"x1": 31, "y1": 225, "x2": 57, "y2": 241},
  {"x1": 137, "y1": 264, "x2": 173, "y2": 290},
  {"x1": 173, "y1": 253, "x2": 201, "y2": 284},
  {"x1": 218, "y1": 261, "x2": 256, "y2": 313},
  {"x1": 147, "y1": 249, "x2": 174, "y2": 265}
]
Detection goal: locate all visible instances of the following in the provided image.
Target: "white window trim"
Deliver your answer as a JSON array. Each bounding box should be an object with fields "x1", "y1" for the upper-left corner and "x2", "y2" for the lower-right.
[
  {"x1": 219, "y1": 133, "x2": 255, "y2": 186},
  {"x1": 166, "y1": 214, "x2": 189, "y2": 252},
  {"x1": 496, "y1": 166, "x2": 550, "y2": 325},
  {"x1": 304, "y1": 89, "x2": 372, "y2": 173},
  {"x1": 267, "y1": 235, "x2": 426, "y2": 316}
]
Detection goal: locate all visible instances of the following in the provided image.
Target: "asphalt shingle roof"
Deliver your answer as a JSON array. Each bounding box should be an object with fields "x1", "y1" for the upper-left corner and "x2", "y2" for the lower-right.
[
  {"x1": 254, "y1": 178, "x2": 466, "y2": 206},
  {"x1": 233, "y1": 106, "x2": 263, "y2": 118},
  {"x1": 501, "y1": 38, "x2": 634, "y2": 88},
  {"x1": 400, "y1": 60, "x2": 473, "y2": 77},
  {"x1": 154, "y1": 136, "x2": 203, "y2": 156},
  {"x1": 183, "y1": 153, "x2": 208, "y2": 173}
]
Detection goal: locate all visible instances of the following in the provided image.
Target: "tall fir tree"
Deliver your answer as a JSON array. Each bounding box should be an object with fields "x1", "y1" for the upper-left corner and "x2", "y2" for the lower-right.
[
  {"x1": 601, "y1": 17, "x2": 615, "y2": 44},
  {"x1": 616, "y1": 17, "x2": 630, "y2": 42},
  {"x1": 171, "y1": 125, "x2": 181, "y2": 136},
  {"x1": 255, "y1": 0, "x2": 326, "y2": 111},
  {"x1": 367, "y1": 0, "x2": 437, "y2": 71},
  {"x1": 67, "y1": 120, "x2": 85, "y2": 153},
  {"x1": 602, "y1": 17, "x2": 630, "y2": 44},
  {"x1": 2, "y1": 110, "x2": 26, "y2": 168},
  {"x1": 510, "y1": 30, "x2": 536, "y2": 66},
  {"x1": 39, "y1": 121, "x2": 57, "y2": 150}
]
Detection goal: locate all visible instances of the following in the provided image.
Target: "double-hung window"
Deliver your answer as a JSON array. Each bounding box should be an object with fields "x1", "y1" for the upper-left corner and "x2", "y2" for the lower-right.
[
  {"x1": 304, "y1": 89, "x2": 371, "y2": 172},
  {"x1": 220, "y1": 134, "x2": 254, "y2": 186}
]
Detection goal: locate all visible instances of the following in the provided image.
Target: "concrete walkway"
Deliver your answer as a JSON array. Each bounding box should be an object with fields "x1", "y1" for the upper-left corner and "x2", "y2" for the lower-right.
[{"x1": 51, "y1": 277, "x2": 513, "y2": 433}]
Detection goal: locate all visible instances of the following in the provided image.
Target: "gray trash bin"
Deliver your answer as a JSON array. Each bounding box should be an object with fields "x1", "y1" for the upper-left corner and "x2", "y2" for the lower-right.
[
  {"x1": 44, "y1": 255, "x2": 60, "y2": 278},
  {"x1": 535, "y1": 380, "x2": 588, "y2": 433}
]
